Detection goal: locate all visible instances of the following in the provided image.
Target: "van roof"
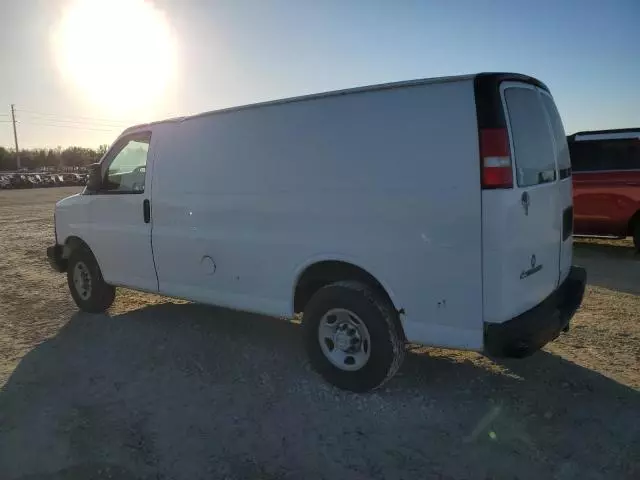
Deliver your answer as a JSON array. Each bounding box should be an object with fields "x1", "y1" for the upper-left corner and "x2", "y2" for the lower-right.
[
  {"x1": 123, "y1": 72, "x2": 546, "y2": 135},
  {"x1": 568, "y1": 128, "x2": 640, "y2": 142}
]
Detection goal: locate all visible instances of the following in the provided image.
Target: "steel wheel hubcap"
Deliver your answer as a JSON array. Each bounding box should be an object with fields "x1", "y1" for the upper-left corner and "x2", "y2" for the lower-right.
[
  {"x1": 72, "y1": 261, "x2": 92, "y2": 300},
  {"x1": 318, "y1": 308, "x2": 371, "y2": 371}
]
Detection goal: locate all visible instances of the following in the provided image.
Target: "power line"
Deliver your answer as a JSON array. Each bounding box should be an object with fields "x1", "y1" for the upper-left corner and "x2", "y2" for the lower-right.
[
  {"x1": 17, "y1": 116, "x2": 128, "y2": 129},
  {"x1": 16, "y1": 109, "x2": 131, "y2": 126},
  {"x1": 19, "y1": 113, "x2": 131, "y2": 128},
  {"x1": 18, "y1": 120, "x2": 124, "y2": 133},
  {"x1": 17, "y1": 109, "x2": 131, "y2": 123}
]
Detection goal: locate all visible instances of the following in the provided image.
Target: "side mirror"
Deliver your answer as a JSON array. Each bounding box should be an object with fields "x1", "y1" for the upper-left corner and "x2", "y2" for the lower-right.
[{"x1": 86, "y1": 163, "x2": 102, "y2": 192}]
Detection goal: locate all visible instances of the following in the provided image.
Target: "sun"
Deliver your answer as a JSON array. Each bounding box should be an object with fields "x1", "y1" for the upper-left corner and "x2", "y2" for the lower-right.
[{"x1": 52, "y1": 0, "x2": 177, "y2": 114}]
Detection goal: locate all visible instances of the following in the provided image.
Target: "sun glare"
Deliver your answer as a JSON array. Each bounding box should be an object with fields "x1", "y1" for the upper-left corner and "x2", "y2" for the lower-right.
[{"x1": 52, "y1": 0, "x2": 177, "y2": 114}]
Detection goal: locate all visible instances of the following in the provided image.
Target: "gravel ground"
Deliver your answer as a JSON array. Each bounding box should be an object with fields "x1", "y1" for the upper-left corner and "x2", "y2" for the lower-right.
[{"x1": 0, "y1": 187, "x2": 638, "y2": 480}]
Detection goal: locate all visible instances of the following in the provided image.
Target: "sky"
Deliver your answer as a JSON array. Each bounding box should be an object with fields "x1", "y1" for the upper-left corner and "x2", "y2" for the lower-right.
[{"x1": 0, "y1": 0, "x2": 638, "y2": 149}]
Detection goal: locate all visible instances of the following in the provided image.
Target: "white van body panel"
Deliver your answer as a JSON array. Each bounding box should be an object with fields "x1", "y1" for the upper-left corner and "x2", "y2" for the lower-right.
[
  {"x1": 52, "y1": 73, "x2": 579, "y2": 356},
  {"x1": 85, "y1": 195, "x2": 157, "y2": 291},
  {"x1": 481, "y1": 82, "x2": 572, "y2": 324},
  {"x1": 56, "y1": 194, "x2": 158, "y2": 292},
  {"x1": 55, "y1": 194, "x2": 91, "y2": 246},
  {"x1": 56, "y1": 129, "x2": 159, "y2": 293},
  {"x1": 150, "y1": 80, "x2": 484, "y2": 349}
]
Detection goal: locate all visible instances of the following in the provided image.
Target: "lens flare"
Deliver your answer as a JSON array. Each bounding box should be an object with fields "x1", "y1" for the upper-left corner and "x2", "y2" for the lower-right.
[{"x1": 52, "y1": 0, "x2": 178, "y2": 113}]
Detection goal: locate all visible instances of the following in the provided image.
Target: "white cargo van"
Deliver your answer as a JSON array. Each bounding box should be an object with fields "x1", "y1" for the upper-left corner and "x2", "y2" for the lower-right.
[{"x1": 48, "y1": 73, "x2": 586, "y2": 392}]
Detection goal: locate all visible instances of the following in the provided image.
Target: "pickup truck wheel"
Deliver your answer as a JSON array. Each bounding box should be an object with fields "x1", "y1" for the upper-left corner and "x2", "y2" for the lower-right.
[
  {"x1": 634, "y1": 223, "x2": 640, "y2": 252},
  {"x1": 66, "y1": 246, "x2": 115, "y2": 313},
  {"x1": 302, "y1": 281, "x2": 405, "y2": 392}
]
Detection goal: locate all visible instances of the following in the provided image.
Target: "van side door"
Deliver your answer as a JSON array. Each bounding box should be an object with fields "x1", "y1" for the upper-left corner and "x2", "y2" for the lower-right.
[{"x1": 85, "y1": 131, "x2": 158, "y2": 292}]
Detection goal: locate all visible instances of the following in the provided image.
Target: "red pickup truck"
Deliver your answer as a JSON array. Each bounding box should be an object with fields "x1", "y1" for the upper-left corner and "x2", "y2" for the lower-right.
[{"x1": 568, "y1": 129, "x2": 640, "y2": 251}]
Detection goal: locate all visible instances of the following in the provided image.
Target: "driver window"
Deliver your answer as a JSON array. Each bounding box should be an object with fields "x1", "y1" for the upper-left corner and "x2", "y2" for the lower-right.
[{"x1": 103, "y1": 135, "x2": 150, "y2": 193}]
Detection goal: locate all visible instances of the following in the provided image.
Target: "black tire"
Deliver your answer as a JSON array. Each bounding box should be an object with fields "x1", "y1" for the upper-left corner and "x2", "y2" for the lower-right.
[
  {"x1": 634, "y1": 222, "x2": 640, "y2": 252},
  {"x1": 302, "y1": 281, "x2": 405, "y2": 392},
  {"x1": 66, "y1": 245, "x2": 115, "y2": 313}
]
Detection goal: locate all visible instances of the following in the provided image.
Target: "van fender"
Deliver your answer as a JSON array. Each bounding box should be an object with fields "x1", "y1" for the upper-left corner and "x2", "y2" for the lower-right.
[{"x1": 290, "y1": 253, "x2": 401, "y2": 316}]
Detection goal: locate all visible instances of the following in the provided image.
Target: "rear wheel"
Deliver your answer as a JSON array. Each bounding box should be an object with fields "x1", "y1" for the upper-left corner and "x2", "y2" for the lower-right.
[
  {"x1": 634, "y1": 222, "x2": 640, "y2": 252},
  {"x1": 66, "y1": 246, "x2": 115, "y2": 313},
  {"x1": 302, "y1": 281, "x2": 405, "y2": 392}
]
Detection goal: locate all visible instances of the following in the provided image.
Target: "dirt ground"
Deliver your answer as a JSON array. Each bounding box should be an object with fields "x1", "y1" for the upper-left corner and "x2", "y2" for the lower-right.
[{"x1": 0, "y1": 187, "x2": 638, "y2": 480}]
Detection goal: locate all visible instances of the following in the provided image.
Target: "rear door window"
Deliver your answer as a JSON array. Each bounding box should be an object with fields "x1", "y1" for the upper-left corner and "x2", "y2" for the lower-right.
[
  {"x1": 541, "y1": 95, "x2": 571, "y2": 179},
  {"x1": 504, "y1": 88, "x2": 556, "y2": 187}
]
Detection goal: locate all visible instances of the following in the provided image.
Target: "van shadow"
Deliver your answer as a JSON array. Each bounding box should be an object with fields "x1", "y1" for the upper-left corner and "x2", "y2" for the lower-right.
[
  {"x1": 573, "y1": 240, "x2": 637, "y2": 260},
  {"x1": 573, "y1": 241, "x2": 640, "y2": 295},
  {"x1": 0, "y1": 303, "x2": 638, "y2": 480}
]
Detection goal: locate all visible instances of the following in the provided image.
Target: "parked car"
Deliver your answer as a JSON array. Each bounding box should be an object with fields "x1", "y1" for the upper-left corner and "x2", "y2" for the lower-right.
[
  {"x1": 568, "y1": 128, "x2": 640, "y2": 250},
  {"x1": 63, "y1": 173, "x2": 81, "y2": 186},
  {"x1": 32, "y1": 174, "x2": 45, "y2": 187},
  {"x1": 39, "y1": 174, "x2": 55, "y2": 187},
  {"x1": 73, "y1": 173, "x2": 88, "y2": 186},
  {"x1": 0, "y1": 175, "x2": 11, "y2": 189},
  {"x1": 43, "y1": 175, "x2": 57, "y2": 187},
  {"x1": 8, "y1": 174, "x2": 22, "y2": 188},
  {"x1": 54, "y1": 174, "x2": 66, "y2": 186},
  {"x1": 17, "y1": 174, "x2": 33, "y2": 188},
  {"x1": 47, "y1": 72, "x2": 586, "y2": 391}
]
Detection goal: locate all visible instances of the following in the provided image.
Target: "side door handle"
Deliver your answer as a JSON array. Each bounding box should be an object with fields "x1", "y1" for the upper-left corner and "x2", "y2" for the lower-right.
[{"x1": 143, "y1": 199, "x2": 151, "y2": 223}]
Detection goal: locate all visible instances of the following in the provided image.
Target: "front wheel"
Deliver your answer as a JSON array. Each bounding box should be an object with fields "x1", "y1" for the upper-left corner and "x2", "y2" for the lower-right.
[
  {"x1": 66, "y1": 246, "x2": 115, "y2": 313},
  {"x1": 302, "y1": 281, "x2": 405, "y2": 392}
]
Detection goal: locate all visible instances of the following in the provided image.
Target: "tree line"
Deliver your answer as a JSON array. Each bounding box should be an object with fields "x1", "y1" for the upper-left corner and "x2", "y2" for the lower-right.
[{"x1": 0, "y1": 145, "x2": 108, "y2": 171}]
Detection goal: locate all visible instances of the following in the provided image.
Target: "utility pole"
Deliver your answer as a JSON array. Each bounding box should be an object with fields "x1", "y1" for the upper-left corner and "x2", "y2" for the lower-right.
[{"x1": 11, "y1": 104, "x2": 20, "y2": 170}]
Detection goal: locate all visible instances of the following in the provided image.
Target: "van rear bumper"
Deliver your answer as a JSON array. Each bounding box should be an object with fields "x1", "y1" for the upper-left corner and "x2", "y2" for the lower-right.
[
  {"x1": 483, "y1": 266, "x2": 587, "y2": 357},
  {"x1": 47, "y1": 244, "x2": 67, "y2": 273}
]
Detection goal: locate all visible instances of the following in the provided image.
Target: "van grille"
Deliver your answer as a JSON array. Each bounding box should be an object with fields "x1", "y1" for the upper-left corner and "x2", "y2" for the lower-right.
[{"x1": 563, "y1": 207, "x2": 573, "y2": 240}]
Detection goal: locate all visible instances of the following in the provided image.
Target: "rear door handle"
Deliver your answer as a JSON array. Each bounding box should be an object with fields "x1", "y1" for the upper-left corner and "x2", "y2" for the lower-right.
[
  {"x1": 521, "y1": 191, "x2": 530, "y2": 215},
  {"x1": 143, "y1": 199, "x2": 151, "y2": 223}
]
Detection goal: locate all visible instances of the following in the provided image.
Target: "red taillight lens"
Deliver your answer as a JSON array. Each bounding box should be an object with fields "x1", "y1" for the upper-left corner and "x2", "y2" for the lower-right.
[{"x1": 481, "y1": 128, "x2": 513, "y2": 189}]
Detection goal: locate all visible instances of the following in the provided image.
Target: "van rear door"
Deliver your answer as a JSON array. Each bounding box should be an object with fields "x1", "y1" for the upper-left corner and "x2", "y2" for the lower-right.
[
  {"x1": 480, "y1": 79, "x2": 566, "y2": 323},
  {"x1": 539, "y1": 92, "x2": 573, "y2": 284}
]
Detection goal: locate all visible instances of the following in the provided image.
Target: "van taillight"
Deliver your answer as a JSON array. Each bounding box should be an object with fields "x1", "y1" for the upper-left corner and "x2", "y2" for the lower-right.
[{"x1": 481, "y1": 128, "x2": 513, "y2": 189}]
